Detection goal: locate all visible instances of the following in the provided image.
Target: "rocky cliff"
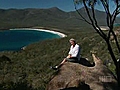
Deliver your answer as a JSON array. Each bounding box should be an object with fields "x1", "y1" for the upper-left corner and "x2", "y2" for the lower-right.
[{"x1": 47, "y1": 54, "x2": 118, "y2": 90}]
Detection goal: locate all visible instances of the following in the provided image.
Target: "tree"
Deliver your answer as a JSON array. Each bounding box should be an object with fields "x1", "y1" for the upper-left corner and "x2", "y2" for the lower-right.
[{"x1": 73, "y1": 0, "x2": 120, "y2": 87}]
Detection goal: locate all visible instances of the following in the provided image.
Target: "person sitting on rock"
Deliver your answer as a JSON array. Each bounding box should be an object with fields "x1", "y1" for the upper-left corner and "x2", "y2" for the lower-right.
[{"x1": 52, "y1": 38, "x2": 81, "y2": 70}]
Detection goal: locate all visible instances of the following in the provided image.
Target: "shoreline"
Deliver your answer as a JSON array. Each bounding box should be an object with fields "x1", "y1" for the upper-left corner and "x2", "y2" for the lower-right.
[
  {"x1": 9, "y1": 28, "x2": 67, "y2": 50},
  {"x1": 99, "y1": 26, "x2": 109, "y2": 31},
  {"x1": 10, "y1": 28, "x2": 67, "y2": 38}
]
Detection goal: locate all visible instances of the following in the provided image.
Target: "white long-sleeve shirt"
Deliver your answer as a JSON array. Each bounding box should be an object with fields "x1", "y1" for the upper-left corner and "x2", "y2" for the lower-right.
[{"x1": 68, "y1": 44, "x2": 80, "y2": 60}]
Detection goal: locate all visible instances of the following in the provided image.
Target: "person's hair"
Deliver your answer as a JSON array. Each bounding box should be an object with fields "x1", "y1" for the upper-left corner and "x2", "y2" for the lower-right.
[{"x1": 69, "y1": 38, "x2": 76, "y2": 43}]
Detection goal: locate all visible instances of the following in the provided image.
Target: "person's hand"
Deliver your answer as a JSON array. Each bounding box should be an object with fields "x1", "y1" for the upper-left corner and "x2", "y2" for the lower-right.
[{"x1": 66, "y1": 55, "x2": 71, "y2": 58}]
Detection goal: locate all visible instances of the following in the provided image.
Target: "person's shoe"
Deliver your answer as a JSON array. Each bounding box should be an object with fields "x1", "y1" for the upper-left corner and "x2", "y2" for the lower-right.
[{"x1": 51, "y1": 66, "x2": 58, "y2": 70}]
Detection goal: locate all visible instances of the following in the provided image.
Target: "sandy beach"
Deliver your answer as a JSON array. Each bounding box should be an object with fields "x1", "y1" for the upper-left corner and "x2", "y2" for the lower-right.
[
  {"x1": 10, "y1": 28, "x2": 67, "y2": 38},
  {"x1": 100, "y1": 26, "x2": 109, "y2": 31},
  {"x1": 9, "y1": 28, "x2": 67, "y2": 50}
]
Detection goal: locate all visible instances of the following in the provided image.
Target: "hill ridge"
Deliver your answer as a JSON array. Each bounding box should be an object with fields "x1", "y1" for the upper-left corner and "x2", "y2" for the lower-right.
[{"x1": 0, "y1": 7, "x2": 120, "y2": 31}]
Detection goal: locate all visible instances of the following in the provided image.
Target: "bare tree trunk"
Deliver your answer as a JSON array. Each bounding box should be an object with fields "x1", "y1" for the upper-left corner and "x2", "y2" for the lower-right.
[
  {"x1": 106, "y1": 39, "x2": 120, "y2": 87},
  {"x1": 106, "y1": 40, "x2": 117, "y2": 65},
  {"x1": 111, "y1": 30, "x2": 120, "y2": 53},
  {"x1": 116, "y1": 61, "x2": 120, "y2": 88},
  {"x1": 73, "y1": 0, "x2": 120, "y2": 87}
]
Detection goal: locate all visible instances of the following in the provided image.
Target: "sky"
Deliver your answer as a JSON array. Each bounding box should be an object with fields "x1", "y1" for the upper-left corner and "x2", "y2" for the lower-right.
[
  {"x1": 0, "y1": 0, "x2": 117, "y2": 13},
  {"x1": 0, "y1": 0, "x2": 76, "y2": 12}
]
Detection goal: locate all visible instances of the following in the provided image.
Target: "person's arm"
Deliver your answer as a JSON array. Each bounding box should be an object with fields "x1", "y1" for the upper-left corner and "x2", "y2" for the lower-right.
[
  {"x1": 61, "y1": 54, "x2": 71, "y2": 63},
  {"x1": 66, "y1": 54, "x2": 71, "y2": 58},
  {"x1": 68, "y1": 46, "x2": 72, "y2": 58},
  {"x1": 58, "y1": 46, "x2": 72, "y2": 66}
]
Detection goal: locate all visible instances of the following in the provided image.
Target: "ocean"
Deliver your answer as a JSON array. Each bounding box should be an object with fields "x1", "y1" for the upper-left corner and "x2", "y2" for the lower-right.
[
  {"x1": 0, "y1": 29, "x2": 60, "y2": 51},
  {"x1": 114, "y1": 23, "x2": 120, "y2": 27}
]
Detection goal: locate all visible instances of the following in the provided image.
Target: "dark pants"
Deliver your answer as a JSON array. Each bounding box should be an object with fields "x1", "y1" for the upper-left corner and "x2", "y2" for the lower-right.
[{"x1": 66, "y1": 57, "x2": 78, "y2": 63}]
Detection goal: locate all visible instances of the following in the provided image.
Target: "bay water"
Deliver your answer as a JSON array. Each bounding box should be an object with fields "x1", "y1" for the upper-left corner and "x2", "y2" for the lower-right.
[{"x1": 0, "y1": 29, "x2": 60, "y2": 51}]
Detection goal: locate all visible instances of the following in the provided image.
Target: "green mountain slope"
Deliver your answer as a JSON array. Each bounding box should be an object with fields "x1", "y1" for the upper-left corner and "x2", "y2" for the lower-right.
[
  {"x1": 1, "y1": 7, "x2": 119, "y2": 31},
  {"x1": 0, "y1": 7, "x2": 120, "y2": 90}
]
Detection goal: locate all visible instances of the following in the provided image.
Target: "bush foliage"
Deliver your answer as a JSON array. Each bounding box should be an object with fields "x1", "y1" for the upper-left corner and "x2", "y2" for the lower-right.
[{"x1": 0, "y1": 27, "x2": 119, "y2": 90}]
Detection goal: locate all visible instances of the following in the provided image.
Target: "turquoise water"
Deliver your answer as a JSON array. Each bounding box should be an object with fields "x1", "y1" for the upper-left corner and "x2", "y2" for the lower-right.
[
  {"x1": 0, "y1": 29, "x2": 60, "y2": 51},
  {"x1": 114, "y1": 23, "x2": 120, "y2": 27}
]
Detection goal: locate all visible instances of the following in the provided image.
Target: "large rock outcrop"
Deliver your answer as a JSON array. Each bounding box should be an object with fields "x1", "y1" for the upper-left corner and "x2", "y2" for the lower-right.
[{"x1": 47, "y1": 54, "x2": 118, "y2": 90}]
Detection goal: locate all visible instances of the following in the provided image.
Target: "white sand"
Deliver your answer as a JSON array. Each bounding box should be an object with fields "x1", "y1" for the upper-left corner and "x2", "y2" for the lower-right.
[
  {"x1": 100, "y1": 26, "x2": 109, "y2": 31},
  {"x1": 10, "y1": 28, "x2": 67, "y2": 38},
  {"x1": 10, "y1": 28, "x2": 67, "y2": 50}
]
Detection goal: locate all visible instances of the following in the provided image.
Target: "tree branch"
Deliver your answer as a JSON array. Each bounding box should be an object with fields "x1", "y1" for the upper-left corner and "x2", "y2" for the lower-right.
[
  {"x1": 112, "y1": 0, "x2": 119, "y2": 25},
  {"x1": 111, "y1": 30, "x2": 120, "y2": 53},
  {"x1": 106, "y1": 39, "x2": 118, "y2": 66},
  {"x1": 75, "y1": 7, "x2": 92, "y2": 25},
  {"x1": 73, "y1": 0, "x2": 92, "y2": 25},
  {"x1": 91, "y1": 5, "x2": 107, "y2": 39},
  {"x1": 109, "y1": 0, "x2": 120, "y2": 53},
  {"x1": 101, "y1": 0, "x2": 111, "y2": 27},
  {"x1": 83, "y1": 0, "x2": 94, "y2": 24}
]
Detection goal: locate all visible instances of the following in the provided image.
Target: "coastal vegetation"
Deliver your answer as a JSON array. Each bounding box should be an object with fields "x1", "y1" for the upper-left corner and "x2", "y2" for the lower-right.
[
  {"x1": 0, "y1": 29, "x2": 120, "y2": 89},
  {"x1": 0, "y1": 7, "x2": 120, "y2": 89}
]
